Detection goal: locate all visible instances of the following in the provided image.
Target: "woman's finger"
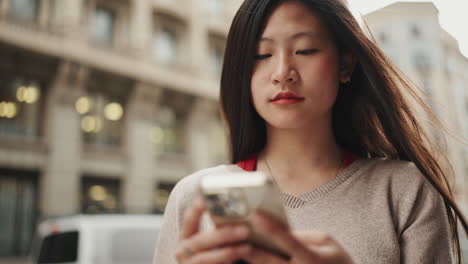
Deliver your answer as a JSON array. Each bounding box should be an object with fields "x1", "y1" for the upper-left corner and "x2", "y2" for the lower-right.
[
  {"x1": 185, "y1": 244, "x2": 252, "y2": 264},
  {"x1": 180, "y1": 197, "x2": 205, "y2": 239},
  {"x1": 182, "y1": 224, "x2": 250, "y2": 253},
  {"x1": 253, "y1": 210, "x2": 321, "y2": 261}
]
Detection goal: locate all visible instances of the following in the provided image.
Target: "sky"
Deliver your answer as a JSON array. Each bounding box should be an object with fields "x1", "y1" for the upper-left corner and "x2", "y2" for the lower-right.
[{"x1": 348, "y1": 0, "x2": 468, "y2": 58}]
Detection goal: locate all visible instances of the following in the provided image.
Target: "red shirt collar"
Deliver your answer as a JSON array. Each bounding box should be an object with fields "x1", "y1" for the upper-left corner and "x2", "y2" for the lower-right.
[{"x1": 236, "y1": 150, "x2": 357, "y2": 172}]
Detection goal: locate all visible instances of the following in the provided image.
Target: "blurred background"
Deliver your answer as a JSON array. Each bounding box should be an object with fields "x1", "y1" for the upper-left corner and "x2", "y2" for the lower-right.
[{"x1": 0, "y1": 0, "x2": 466, "y2": 263}]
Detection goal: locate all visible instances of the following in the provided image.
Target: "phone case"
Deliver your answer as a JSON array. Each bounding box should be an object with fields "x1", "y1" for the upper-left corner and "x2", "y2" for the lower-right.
[{"x1": 199, "y1": 171, "x2": 290, "y2": 260}]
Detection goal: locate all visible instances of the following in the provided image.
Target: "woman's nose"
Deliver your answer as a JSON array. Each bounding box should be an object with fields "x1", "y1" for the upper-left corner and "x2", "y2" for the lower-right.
[{"x1": 271, "y1": 55, "x2": 298, "y2": 85}]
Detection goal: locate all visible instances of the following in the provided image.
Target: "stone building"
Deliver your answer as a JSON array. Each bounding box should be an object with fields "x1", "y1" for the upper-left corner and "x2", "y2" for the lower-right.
[
  {"x1": 364, "y1": 2, "x2": 468, "y2": 214},
  {"x1": 0, "y1": 0, "x2": 466, "y2": 262},
  {"x1": 0, "y1": 0, "x2": 239, "y2": 260}
]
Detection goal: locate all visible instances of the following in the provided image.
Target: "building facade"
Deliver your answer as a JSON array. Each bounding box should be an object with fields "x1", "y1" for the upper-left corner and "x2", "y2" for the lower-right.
[
  {"x1": 364, "y1": 2, "x2": 468, "y2": 214},
  {"x1": 0, "y1": 0, "x2": 466, "y2": 262},
  {"x1": 0, "y1": 0, "x2": 241, "y2": 261}
]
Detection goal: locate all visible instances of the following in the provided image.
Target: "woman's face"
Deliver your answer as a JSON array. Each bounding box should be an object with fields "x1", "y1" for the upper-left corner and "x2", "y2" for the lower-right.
[{"x1": 251, "y1": 1, "x2": 348, "y2": 130}]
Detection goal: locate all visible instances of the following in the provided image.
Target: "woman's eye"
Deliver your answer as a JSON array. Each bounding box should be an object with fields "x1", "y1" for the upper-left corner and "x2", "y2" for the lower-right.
[
  {"x1": 254, "y1": 54, "x2": 272, "y2": 60},
  {"x1": 296, "y1": 49, "x2": 318, "y2": 55}
]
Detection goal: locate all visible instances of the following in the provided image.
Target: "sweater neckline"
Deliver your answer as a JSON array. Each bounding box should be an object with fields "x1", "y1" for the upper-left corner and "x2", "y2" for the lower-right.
[
  {"x1": 277, "y1": 159, "x2": 365, "y2": 208},
  {"x1": 235, "y1": 152, "x2": 364, "y2": 208}
]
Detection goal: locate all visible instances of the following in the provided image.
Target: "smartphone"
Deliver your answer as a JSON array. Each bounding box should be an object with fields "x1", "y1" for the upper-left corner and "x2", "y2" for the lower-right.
[{"x1": 199, "y1": 171, "x2": 290, "y2": 260}]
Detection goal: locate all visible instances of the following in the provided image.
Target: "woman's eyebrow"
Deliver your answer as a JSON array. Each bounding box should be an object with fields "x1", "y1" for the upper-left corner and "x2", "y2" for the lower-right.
[
  {"x1": 290, "y1": 31, "x2": 320, "y2": 40},
  {"x1": 259, "y1": 31, "x2": 320, "y2": 43}
]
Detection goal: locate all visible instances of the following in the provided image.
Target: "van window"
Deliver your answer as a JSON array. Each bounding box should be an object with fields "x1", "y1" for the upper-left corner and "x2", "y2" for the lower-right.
[{"x1": 37, "y1": 231, "x2": 79, "y2": 263}]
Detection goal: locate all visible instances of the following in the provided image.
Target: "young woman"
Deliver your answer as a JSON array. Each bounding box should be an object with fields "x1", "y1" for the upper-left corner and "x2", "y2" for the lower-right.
[{"x1": 153, "y1": 0, "x2": 468, "y2": 263}]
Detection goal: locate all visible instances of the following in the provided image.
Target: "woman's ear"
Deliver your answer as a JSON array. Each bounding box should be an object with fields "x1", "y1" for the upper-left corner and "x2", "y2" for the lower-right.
[{"x1": 339, "y1": 53, "x2": 356, "y2": 84}]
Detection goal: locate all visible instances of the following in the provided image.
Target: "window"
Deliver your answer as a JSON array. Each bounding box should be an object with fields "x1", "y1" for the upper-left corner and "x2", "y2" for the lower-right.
[
  {"x1": 413, "y1": 50, "x2": 431, "y2": 72},
  {"x1": 0, "y1": 169, "x2": 38, "y2": 257},
  {"x1": 152, "y1": 13, "x2": 186, "y2": 67},
  {"x1": 37, "y1": 232, "x2": 79, "y2": 263},
  {"x1": 150, "y1": 106, "x2": 182, "y2": 154},
  {"x1": 209, "y1": 35, "x2": 226, "y2": 78},
  {"x1": 81, "y1": 177, "x2": 121, "y2": 214},
  {"x1": 0, "y1": 77, "x2": 42, "y2": 138},
  {"x1": 152, "y1": 29, "x2": 177, "y2": 65},
  {"x1": 153, "y1": 182, "x2": 176, "y2": 213},
  {"x1": 442, "y1": 44, "x2": 450, "y2": 77},
  {"x1": 410, "y1": 24, "x2": 421, "y2": 38},
  {"x1": 76, "y1": 93, "x2": 125, "y2": 147},
  {"x1": 10, "y1": 0, "x2": 38, "y2": 21},
  {"x1": 90, "y1": 7, "x2": 115, "y2": 45},
  {"x1": 77, "y1": 71, "x2": 130, "y2": 149},
  {"x1": 149, "y1": 90, "x2": 192, "y2": 156},
  {"x1": 211, "y1": 45, "x2": 224, "y2": 77},
  {"x1": 378, "y1": 32, "x2": 387, "y2": 44}
]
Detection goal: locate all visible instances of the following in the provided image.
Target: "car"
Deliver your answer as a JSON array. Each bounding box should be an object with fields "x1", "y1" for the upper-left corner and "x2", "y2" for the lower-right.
[{"x1": 33, "y1": 214, "x2": 164, "y2": 264}]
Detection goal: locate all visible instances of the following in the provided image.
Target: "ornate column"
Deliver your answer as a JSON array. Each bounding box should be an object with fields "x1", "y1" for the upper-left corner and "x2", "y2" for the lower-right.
[
  {"x1": 122, "y1": 82, "x2": 160, "y2": 213},
  {"x1": 129, "y1": 0, "x2": 152, "y2": 57},
  {"x1": 38, "y1": 0, "x2": 50, "y2": 29},
  {"x1": 41, "y1": 62, "x2": 87, "y2": 217},
  {"x1": 54, "y1": 0, "x2": 84, "y2": 37},
  {"x1": 187, "y1": 97, "x2": 220, "y2": 170},
  {"x1": 189, "y1": 0, "x2": 210, "y2": 77},
  {"x1": 0, "y1": 0, "x2": 9, "y2": 19}
]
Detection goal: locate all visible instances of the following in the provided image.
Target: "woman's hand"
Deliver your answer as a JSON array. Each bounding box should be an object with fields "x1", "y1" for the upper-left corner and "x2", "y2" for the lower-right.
[
  {"x1": 175, "y1": 198, "x2": 252, "y2": 264},
  {"x1": 245, "y1": 210, "x2": 353, "y2": 264}
]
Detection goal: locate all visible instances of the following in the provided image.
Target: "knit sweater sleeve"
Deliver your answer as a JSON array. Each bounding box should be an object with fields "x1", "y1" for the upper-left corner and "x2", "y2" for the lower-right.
[
  {"x1": 152, "y1": 166, "x2": 223, "y2": 264},
  {"x1": 396, "y1": 162, "x2": 454, "y2": 263},
  {"x1": 152, "y1": 179, "x2": 184, "y2": 264},
  {"x1": 152, "y1": 170, "x2": 203, "y2": 264}
]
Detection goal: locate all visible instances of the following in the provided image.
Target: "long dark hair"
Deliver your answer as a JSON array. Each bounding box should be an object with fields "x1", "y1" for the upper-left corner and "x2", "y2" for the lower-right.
[{"x1": 219, "y1": 0, "x2": 467, "y2": 262}]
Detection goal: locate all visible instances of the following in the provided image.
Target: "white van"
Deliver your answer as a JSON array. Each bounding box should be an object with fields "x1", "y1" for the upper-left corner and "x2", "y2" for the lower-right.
[{"x1": 33, "y1": 214, "x2": 164, "y2": 264}]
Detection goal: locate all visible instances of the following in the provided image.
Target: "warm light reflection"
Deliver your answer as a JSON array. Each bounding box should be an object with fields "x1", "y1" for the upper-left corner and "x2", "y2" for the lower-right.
[
  {"x1": 25, "y1": 85, "x2": 40, "y2": 103},
  {"x1": 89, "y1": 185, "x2": 107, "y2": 201},
  {"x1": 75, "y1": 97, "x2": 92, "y2": 114},
  {"x1": 150, "y1": 126, "x2": 164, "y2": 144},
  {"x1": 16, "y1": 86, "x2": 27, "y2": 102},
  {"x1": 0, "y1": 102, "x2": 18, "y2": 118},
  {"x1": 81, "y1": 115, "x2": 102, "y2": 133},
  {"x1": 16, "y1": 85, "x2": 40, "y2": 104},
  {"x1": 104, "y1": 102, "x2": 123, "y2": 121}
]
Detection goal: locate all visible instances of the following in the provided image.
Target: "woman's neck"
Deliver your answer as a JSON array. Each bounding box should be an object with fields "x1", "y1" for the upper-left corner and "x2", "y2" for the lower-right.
[{"x1": 258, "y1": 119, "x2": 342, "y2": 191}]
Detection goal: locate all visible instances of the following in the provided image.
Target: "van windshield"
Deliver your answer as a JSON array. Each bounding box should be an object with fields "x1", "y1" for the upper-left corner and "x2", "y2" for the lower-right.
[{"x1": 37, "y1": 231, "x2": 78, "y2": 263}]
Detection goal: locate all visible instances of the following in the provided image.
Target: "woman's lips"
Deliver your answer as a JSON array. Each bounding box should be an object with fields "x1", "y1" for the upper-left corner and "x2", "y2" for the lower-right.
[
  {"x1": 270, "y1": 91, "x2": 304, "y2": 105},
  {"x1": 271, "y1": 98, "x2": 305, "y2": 105}
]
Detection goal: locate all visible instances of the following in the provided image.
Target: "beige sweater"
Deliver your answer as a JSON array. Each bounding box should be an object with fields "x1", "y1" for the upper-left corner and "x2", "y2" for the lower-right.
[{"x1": 153, "y1": 158, "x2": 454, "y2": 263}]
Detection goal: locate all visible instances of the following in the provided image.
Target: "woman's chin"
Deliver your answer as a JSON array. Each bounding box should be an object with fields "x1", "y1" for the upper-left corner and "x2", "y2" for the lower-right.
[{"x1": 265, "y1": 118, "x2": 313, "y2": 130}]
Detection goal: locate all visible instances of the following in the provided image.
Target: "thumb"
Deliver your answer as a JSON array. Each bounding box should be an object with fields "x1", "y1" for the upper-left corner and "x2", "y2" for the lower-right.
[{"x1": 253, "y1": 210, "x2": 322, "y2": 262}]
